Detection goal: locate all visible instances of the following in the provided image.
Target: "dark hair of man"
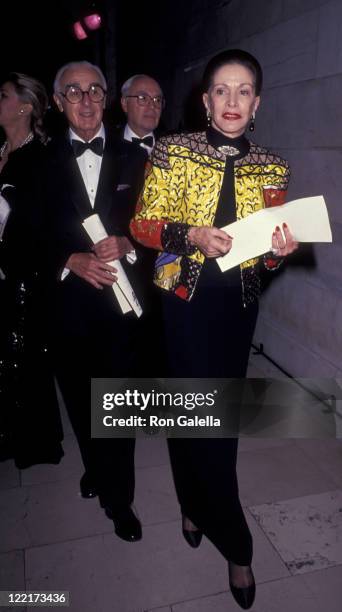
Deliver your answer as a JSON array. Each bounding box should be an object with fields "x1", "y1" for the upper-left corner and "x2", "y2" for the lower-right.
[{"x1": 202, "y1": 49, "x2": 263, "y2": 96}]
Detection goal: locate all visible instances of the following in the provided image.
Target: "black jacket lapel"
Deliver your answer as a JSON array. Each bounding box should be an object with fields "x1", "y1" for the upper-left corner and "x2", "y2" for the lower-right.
[
  {"x1": 93, "y1": 137, "x2": 119, "y2": 222},
  {"x1": 93, "y1": 131, "x2": 147, "y2": 233},
  {"x1": 54, "y1": 137, "x2": 93, "y2": 221}
]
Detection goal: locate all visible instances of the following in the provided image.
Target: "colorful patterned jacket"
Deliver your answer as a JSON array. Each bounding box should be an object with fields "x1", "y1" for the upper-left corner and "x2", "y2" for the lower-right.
[{"x1": 130, "y1": 131, "x2": 290, "y2": 305}]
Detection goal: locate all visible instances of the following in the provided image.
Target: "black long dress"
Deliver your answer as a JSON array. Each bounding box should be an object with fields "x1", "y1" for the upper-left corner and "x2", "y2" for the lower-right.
[
  {"x1": 164, "y1": 129, "x2": 258, "y2": 565},
  {"x1": 0, "y1": 139, "x2": 64, "y2": 468}
]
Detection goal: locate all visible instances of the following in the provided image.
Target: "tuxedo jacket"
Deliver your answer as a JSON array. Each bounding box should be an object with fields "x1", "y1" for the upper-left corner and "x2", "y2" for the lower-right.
[{"x1": 44, "y1": 129, "x2": 154, "y2": 348}]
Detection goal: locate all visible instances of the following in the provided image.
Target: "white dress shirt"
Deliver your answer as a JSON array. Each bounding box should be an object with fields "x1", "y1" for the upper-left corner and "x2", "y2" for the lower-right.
[
  {"x1": 124, "y1": 124, "x2": 155, "y2": 156},
  {"x1": 69, "y1": 124, "x2": 105, "y2": 207},
  {"x1": 62, "y1": 125, "x2": 105, "y2": 279},
  {"x1": 62, "y1": 124, "x2": 135, "y2": 279}
]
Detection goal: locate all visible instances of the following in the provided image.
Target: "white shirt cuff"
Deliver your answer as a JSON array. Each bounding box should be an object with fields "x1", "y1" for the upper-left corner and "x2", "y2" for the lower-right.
[
  {"x1": 61, "y1": 267, "x2": 70, "y2": 280},
  {"x1": 126, "y1": 249, "x2": 137, "y2": 264}
]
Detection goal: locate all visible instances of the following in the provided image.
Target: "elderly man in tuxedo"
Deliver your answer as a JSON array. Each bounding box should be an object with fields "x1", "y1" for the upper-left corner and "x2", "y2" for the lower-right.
[
  {"x1": 120, "y1": 74, "x2": 164, "y2": 155},
  {"x1": 46, "y1": 61, "x2": 151, "y2": 542}
]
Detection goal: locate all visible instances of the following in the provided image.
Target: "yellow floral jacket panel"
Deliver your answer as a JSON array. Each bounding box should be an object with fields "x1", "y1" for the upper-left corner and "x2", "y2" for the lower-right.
[{"x1": 130, "y1": 131, "x2": 290, "y2": 303}]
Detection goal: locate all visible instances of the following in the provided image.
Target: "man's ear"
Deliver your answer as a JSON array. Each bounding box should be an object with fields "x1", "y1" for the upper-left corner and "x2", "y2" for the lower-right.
[
  {"x1": 53, "y1": 93, "x2": 64, "y2": 113},
  {"x1": 121, "y1": 96, "x2": 128, "y2": 114}
]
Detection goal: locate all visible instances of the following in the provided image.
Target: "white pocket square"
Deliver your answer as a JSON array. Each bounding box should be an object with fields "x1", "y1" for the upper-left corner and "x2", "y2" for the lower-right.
[{"x1": 117, "y1": 184, "x2": 131, "y2": 191}]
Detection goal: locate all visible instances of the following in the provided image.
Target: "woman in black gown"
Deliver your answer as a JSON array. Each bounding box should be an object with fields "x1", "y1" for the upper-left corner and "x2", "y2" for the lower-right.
[
  {"x1": 0, "y1": 72, "x2": 63, "y2": 468},
  {"x1": 130, "y1": 50, "x2": 298, "y2": 609}
]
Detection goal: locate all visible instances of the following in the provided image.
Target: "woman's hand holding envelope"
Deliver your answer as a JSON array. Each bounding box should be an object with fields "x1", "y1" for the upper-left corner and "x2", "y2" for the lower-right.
[{"x1": 271, "y1": 222, "x2": 299, "y2": 257}]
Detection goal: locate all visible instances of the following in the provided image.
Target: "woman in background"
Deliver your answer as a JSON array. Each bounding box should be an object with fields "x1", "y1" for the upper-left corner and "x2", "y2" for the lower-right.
[{"x1": 0, "y1": 72, "x2": 63, "y2": 468}]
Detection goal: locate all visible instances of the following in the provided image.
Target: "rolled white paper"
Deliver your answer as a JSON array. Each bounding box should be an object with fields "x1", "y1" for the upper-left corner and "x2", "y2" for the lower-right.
[{"x1": 82, "y1": 213, "x2": 142, "y2": 318}]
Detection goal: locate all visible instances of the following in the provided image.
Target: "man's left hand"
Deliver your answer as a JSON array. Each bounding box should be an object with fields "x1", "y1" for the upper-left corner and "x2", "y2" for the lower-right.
[{"x1": 93, "y1": 235, "x2": 133, "y2": 261}]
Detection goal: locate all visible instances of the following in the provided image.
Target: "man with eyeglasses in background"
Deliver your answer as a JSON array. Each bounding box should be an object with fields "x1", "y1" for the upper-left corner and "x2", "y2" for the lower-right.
[
  {"x1": 120, "y1": 74, "x2": 164, "y2": 156},
  {"x1": 119, "y1": 73, "x2": 166, "y2": 367},
  {"x1": 43, "y1": 61, "x2": 153, "y2": 542}
]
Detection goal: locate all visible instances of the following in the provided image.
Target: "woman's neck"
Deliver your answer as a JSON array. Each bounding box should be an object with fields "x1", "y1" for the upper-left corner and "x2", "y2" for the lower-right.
[
  {"x1": 208, "y1": 125, "x2": 246, "y2": 143},
  {"x1": 3, "y1": 124, "x2": 33, "y2": 154}
]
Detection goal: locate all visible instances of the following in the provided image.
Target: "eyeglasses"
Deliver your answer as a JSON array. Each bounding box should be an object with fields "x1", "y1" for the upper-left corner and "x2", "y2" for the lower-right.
[
  {"x1": 59, "y1": 84, "x2": 106, "y2": 104},
  {"x1": 125, "y1": 94, "x2": 165, "y2": 109}
]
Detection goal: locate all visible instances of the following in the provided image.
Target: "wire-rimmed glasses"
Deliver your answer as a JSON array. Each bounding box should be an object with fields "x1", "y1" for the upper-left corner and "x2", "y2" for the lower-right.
[{"x1": 125, "y1": 94, "x2": 165, "y2": 109}]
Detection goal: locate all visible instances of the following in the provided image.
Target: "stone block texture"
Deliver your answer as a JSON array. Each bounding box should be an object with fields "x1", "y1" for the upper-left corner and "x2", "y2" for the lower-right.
[{"x1": 166, "y1": 0, "x2": 341, "y2": 376}]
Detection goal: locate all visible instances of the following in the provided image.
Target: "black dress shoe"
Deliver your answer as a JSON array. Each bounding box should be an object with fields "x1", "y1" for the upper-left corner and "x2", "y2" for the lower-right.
[
  {"x1": 229, "y1": 582, "x2": 255, "y2": 610},
  {"x1": 80, "y1": 472, "x2": 98, "y2": 499},
  {"x1": 182, "y1": 516, "x2": 202, "y2": 548},
  {"x1": 105, "y1": 506, "x2": 142, "y2": 542},
  {"x1": 229, "y1": 565, "x2": 256, "y2": 610}
]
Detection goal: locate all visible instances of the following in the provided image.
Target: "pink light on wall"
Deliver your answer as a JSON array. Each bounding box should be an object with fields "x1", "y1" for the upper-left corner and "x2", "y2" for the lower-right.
[
  {"x1": 84, "y1": 13, "x2": 102, "y2": 30},
  {"x1": 73, "y1": 21, "x2": 88, "y2": 40}
]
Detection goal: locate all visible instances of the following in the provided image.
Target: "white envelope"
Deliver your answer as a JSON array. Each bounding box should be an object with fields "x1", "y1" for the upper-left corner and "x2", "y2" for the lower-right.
[{"x1": 217, "y1": 195, "x2": 332, "y2": 272}]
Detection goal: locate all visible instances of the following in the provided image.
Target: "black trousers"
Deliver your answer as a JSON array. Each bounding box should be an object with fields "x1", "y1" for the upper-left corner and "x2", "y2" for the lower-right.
[
  {"x1": 55, "y1": 367, "x2": 135, "y2": 509},
  {"x1": 168, "y1": 437, "x2": 252, "y2": 564},
  {"x1": 51, "y1": 284, "x2": 144, "y2": 510},
  {"x1": 163, "y1": 281, "x2": 258, "y2": 564}
]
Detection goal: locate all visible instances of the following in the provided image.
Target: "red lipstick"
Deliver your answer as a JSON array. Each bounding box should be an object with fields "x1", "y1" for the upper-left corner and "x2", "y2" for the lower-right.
[{"x1": 222, "y1": 113, "x2": 241, "y2": 119}]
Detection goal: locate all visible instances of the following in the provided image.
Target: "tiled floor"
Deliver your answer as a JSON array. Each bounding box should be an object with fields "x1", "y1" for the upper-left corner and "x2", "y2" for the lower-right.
[{"x1": 0, "y1": 352, "x2": 342, "y2": 611}]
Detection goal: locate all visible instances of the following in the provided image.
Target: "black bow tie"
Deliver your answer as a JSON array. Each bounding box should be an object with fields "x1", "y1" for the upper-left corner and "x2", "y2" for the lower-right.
[
  {"x1": 71, "y1": 137, "x2": 104, "y2": 157},
  {"x1": 132, "y1": 135, "x2": 154, "y2": 148}
]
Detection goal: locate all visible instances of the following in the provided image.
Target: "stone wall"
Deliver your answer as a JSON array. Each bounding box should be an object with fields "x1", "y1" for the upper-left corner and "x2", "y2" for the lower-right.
[{"x1": 165, "y1": 0, "x2": 341, "y2": 377}]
